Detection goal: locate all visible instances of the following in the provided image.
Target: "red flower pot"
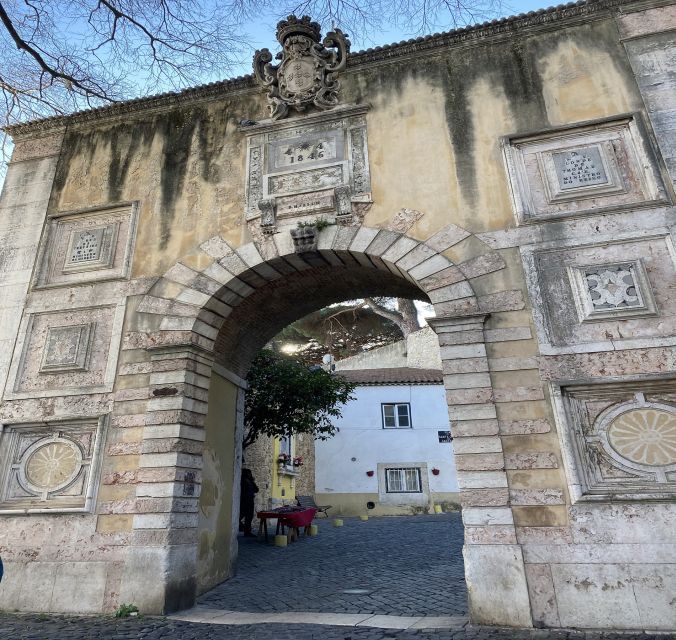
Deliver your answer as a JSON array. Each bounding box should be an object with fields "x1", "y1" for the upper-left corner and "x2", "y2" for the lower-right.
[
  {"x1": 431, "y1": 468, "x2": 440, "y2": 475},
  {"x1": 366, "y1": 470, "x2": 374, "y2": 477}
]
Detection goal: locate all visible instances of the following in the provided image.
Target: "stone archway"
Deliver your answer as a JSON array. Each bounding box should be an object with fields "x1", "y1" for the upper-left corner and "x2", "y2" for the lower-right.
[{"x1": 114, "y1": 222, "x2": 533, "y2": 626}]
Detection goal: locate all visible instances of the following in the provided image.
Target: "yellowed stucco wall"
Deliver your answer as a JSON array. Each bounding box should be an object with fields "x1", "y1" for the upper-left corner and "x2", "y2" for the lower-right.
[
  {"x1": 197, "y1": 373, "x2": 238, "y2": 593},
  {"x1": 40, "y1": 20, "x2": 643, "y2": 281}
]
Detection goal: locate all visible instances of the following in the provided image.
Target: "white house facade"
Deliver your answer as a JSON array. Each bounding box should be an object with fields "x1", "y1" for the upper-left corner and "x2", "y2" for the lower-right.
[{"x1": 315, "y1": 330, "x2": 460, "y2": 516}]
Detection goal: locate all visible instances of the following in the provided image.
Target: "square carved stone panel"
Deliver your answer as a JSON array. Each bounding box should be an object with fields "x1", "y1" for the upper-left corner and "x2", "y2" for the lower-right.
[
  {"x1": 567, "y1": 260, "x2": 657, "y2": 322},
  {"x1": 243, "y1": 106, "x2": 371, "y2": 230},
  {"x1": 34, "y1": 202, "x2": 138, "y2": 288},
  {"x1": 3, "y1": 305, "x2": 124, "y2": 399},
  {"x1": 522, "y1": 235, "x2": 673, "y2": 353},
  {"x1": 502, "y1": 114, "x2": 667, "y2": 223},
  {"x1": 553, "y1": 380, "x2": 676, "y2": 502},
  {"x1": 0, "y1": 416, "x2": 107, "y2": 513}
]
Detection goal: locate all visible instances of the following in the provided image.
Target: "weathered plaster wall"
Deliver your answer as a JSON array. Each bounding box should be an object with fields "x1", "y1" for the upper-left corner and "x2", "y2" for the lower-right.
[
  {"x1": 197, "y1": 372, "x2": 238, "y2": 594},
  {"x1": 0, "y1": 1, "x2": 675, "y2": 630}
]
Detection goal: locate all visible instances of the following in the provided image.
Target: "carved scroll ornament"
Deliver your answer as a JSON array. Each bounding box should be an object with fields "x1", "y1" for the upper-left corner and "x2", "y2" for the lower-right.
[{"x1": 253, "y1": 15, "x2": 350, "y2": 120}]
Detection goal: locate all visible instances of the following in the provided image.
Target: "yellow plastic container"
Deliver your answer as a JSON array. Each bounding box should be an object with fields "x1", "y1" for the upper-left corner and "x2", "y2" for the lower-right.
[
  {"x1": 333, "y1": 518, "x2": 344, "y2": 527},
  {"x1": 308, "y1": 524, "x2": 319, "y2": 536},
  {"x1": 434, "y1": 504, "x2": 443, "y2": 514},
  {"x1": 274, "y1": 534, "x2": 288, "y2": 547},
  {"x1": 359, "y1": 515, "x2": 369, "y2": 521}
]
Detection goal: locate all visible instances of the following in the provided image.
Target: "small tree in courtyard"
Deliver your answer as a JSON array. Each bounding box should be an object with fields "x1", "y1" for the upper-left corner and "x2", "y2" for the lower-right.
[{"x1": 243, "y1": 349, "x2": 355, "y2": 450}]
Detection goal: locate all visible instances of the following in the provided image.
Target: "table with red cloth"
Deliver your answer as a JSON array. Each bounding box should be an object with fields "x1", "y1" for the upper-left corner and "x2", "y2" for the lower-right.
[{"x1": 256, "y1": 506, "x2": 317, "y2": 543}]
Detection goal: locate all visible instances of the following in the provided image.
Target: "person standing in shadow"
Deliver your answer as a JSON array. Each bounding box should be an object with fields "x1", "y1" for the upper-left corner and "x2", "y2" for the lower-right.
[{"x1": 240, "y1": 468, "x2": 259, "y2": 537}]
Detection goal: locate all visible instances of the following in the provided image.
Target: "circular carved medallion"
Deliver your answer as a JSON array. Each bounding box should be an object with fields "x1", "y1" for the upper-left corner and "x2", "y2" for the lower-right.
[
  {"x1": 24, "y1": 440, "x2": 81, "y2": 490},
  {"x1": 607, "y1": 408, "x2": 676, "y2": 467}
]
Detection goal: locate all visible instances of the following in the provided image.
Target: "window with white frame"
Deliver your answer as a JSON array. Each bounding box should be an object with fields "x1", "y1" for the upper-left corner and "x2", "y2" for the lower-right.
[
  {"x1": 382, "y1": 403, "x2": 411, "y2": 428},
  {"x1": 385, "y1": 467, "x2": 422, "y2": 493}
]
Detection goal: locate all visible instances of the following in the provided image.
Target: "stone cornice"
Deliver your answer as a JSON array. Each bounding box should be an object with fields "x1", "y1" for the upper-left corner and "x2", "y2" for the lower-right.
[{"x1": 2, "y1": 0, "x2": 651, "y2": 137}]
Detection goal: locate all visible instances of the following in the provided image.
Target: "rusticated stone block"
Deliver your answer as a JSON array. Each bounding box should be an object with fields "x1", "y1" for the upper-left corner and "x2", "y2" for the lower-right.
[
  {"x1": 102, "y1": 470, "x2": 139, "y2": 485},
  {"x1": 500, "y1": 419, "x2": 551, "y2": 435},
  {"x1": 458, "y1": 251, "x2": 506, "y2": 280},
  {"x1": 452, "y1": 418, "x2": 499, "y2": 436},
  {"x1": 513, "y1": 506, "x2": 568, "y2": 527},
  {"x1": 460, "y1": 488, "x2": 509, "y2": 507},
  {"x1": 465, "y1": 524, "x2": 517, "y2": 544},
  {"x1": 517, "y1": 526, "x2": 573, "y2": 544},
  {"x1": 456, "y1": 453, "x2": 505, "y2": 471},
  {"x1": 504, "y1": 452, "x2": 558, "y2": 469},
  {"x1": 510, "y1": 488, "x2": 565, "y2": 505},
  {"x1": 140, "y1": 438, "x2": 204, "y2": 455},
  {"x1": 107, "y1": 442, "x2": 142, "y2": 456}
]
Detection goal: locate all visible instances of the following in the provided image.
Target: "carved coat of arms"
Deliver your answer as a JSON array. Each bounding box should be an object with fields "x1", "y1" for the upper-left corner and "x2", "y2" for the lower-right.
[{"x1": 253, "y1": 15, "x2": 350, "y2": 120}]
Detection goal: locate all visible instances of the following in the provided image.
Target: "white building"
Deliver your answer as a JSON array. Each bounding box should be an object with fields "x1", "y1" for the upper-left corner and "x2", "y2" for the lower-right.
[{"x1": 314, "y1": 329, "x2": 460, "y2": 516}]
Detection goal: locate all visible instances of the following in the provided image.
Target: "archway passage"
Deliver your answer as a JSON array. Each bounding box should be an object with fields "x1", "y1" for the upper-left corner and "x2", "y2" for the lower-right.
[{"x1": 120, "y1": 224, "x2": 530, "y2": 626}]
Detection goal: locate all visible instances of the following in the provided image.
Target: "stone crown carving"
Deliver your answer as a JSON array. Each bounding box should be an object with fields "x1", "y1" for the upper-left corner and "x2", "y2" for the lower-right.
[{"x1": 253, "y1": 15, "x2": 350, "y2": 120}]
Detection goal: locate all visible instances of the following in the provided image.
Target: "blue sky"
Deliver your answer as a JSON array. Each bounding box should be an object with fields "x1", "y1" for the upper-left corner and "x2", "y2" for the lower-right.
[{"x1": 224, "y1": 0, "x2": 559, "y2": 77}]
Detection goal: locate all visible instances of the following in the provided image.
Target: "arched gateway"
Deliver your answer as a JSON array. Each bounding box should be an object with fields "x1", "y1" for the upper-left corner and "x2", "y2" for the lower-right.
[{"x1": 1, "y1": 1, "x2": 675, "y2": 631}]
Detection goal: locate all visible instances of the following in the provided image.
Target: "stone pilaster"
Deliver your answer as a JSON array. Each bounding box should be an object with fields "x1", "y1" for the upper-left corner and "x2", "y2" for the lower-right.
[{"x1": 429, "y1": 314, "x2": 532, "y2": 628}]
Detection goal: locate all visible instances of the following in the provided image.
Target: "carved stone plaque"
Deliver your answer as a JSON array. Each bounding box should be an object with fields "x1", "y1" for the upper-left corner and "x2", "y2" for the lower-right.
[
  {"x1": 276, "y1": 190, "x2": 335, "y2": 218},
  {"x1": 34, "y1": 203, "x2": 138, "y2": 288},
  {"x1": 554, "y1": 385, "x2": 676, "y2": 501},
  {"x1": 0, "y1": 417, "x2": 106, "y2": 512},
  {"x1": 268, "y1": 165, "x2": 344, "y2": 196},
  {"x1": 502, "y1": 115, "x2": 666, "y2": 222},
  {"x1": 39, "y1": 323, "x2": 94, "y2": 373},
  {"x1": 243, "y1": 108, "x2": 371, "y2": 228},
  {"x1": 568, "y1": 260, "x2": 657, "y2": 322},
  {"x1": 267, "y1": 130, "x2": 342, "y2": 172},
  {"x1": 5, "y1": 305, "x2": 123, "y2": 399},
  {"x1": 69, "y1": 228, "x2": 103, "y2": 262},
  {"x1": 552, "y1": 147, "x2": 608, "y2": 190}
]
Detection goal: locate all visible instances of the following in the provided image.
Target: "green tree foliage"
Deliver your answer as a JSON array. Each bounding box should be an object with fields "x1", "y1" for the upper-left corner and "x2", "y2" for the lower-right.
[{"x1": 243, "y1": 349, "x2": 355, "y2": 449}]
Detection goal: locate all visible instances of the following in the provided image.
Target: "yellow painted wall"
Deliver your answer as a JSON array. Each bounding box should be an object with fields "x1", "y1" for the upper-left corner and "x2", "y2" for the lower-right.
[{"x1": 271, "y1": 438, "x2": 296, "y2": 504}]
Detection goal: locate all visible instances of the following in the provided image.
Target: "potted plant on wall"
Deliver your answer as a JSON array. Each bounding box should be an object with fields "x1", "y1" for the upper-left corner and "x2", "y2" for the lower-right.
[
  {"x1": 277, "y1": 452, "x2": 290, "y2": 466},
  {"x1": 292, "y1": 456, "x2": 304, "y2": 467}
]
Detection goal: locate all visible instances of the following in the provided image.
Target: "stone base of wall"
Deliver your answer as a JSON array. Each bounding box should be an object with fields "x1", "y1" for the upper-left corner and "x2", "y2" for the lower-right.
[
  {"x1": 0, "y1": 560, "x2": 114, "y2": 613},
  {"x1": 314, "y1": 492, "x2": 461, "y2": 517}
]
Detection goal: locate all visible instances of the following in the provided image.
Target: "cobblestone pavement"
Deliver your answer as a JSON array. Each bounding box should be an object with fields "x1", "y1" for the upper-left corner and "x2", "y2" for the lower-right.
[
  {"x1": 0, "y1": 614, "x2": 669, "y2": 639},
  {"x1": 198, "y1": 513, "x2": 467, "y2": 616}
]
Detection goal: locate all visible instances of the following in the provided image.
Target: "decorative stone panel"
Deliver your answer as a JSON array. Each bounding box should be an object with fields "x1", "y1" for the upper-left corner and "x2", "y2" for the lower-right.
[
  {"x1": 33, "y1": 203, "x2": 138, "y2": 288},
  {"x1": 552, "y1": 380, "x2": 676, "y2": 502},
  {"x1": 522, "y1": 234, "x2": 674, "y2": 353},
  {"x1": 4, "y1": 304, "x2": 124, "y2": 399},
  {"x1": 567, "y1": 260, "x2": 657, "y2": 322},
  {"x1": 502, "y1": 114, "x2": 667, "y2": 223},
  {"x1": 0, "y1": 415, "x2": 107, "y2": 512},
  {"x1": 243, "y1": 106, "x2": 371, "y2": 230}
]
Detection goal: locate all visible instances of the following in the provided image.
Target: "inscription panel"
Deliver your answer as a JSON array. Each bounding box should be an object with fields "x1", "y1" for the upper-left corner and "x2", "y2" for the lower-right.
[
  {"x1": 243, "y1": 108, "x2": 371, "y2": 222},
  {"x1": 34, "y1": 203, "x2": 137, "y2": 288},
  {"x1": 276, "y1": 190, "x2": 335, "y2": 218},
  {"x1": 503, "y1": 115, "x2": 667, "y2": 222},
  {"x1": 267, "y1": 130, "x2": 343, "y2": 173},
  {"x1": 0, "y1": 417, "x2": 106, "y2": 512},
  {"x1": 552, "y1": 147, "x2": 608, "y2": 190}
]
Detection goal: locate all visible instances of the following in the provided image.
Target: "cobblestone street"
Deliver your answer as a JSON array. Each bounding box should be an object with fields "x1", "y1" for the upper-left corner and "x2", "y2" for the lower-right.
[
  {"x1": 0, "y1": 514, "x2": 670, "y2": 638},
  {"x1": 199, "y1": 513, "x2": 467, "y2": 616}
]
